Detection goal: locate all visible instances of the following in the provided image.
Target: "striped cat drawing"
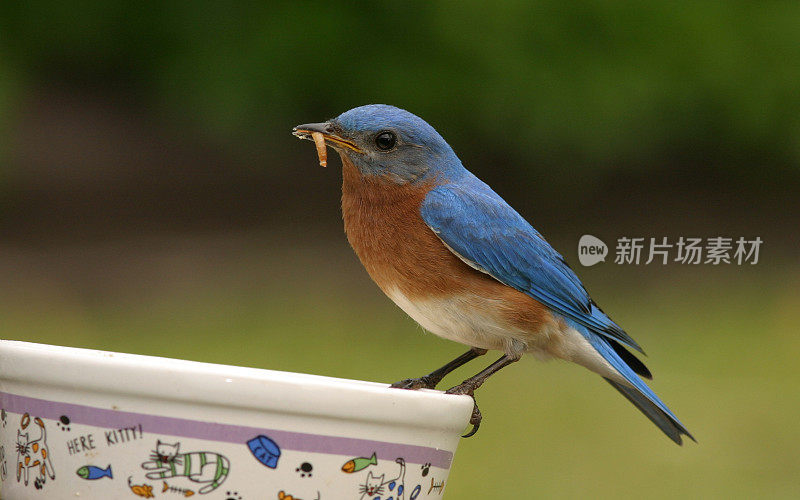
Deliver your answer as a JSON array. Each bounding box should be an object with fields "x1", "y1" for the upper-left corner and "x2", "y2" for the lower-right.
[{"x1": 141, "y1": 440, "x2": 229, "y2": 494}]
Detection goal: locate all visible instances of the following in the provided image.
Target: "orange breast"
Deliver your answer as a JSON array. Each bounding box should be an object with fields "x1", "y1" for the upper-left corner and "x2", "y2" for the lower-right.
[
  {"x1": 339, "y1": 154, "x2": 550, "y2": 335},
  {"x1": 341, "y1": 154, "x2": 470, "y2": 298}
]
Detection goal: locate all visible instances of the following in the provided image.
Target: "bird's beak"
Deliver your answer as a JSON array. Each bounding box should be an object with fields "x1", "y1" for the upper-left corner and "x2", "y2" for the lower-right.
[{"x1": 292, "y1": 122, "x2": 363, "y2": 153}]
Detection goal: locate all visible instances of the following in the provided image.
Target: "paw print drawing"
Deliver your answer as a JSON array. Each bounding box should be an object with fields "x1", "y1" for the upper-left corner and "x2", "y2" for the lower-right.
[
  {"x1": 295, "y1": 462, "x2": 313, "y2": 478},
  {"x1": 421, "y1": 462, "x2": 431, "y2": 477},
  {"x1": 57, "y1": 415, "x2": 71, "y2": 432}
]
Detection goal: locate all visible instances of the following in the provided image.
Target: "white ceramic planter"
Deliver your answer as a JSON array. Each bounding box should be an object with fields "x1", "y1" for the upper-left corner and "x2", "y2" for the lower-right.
[{"x1": 0, "y1": 341, "x2": 472, "y2": 499}]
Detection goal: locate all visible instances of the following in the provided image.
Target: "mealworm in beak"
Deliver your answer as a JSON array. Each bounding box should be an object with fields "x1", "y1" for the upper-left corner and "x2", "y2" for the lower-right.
[{"x1": 311, "y1": 132, "x2": 327, "y2": 167}]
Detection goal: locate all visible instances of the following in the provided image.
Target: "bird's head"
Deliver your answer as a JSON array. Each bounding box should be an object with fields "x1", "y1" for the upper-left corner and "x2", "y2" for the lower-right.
[{"x1": 293, "y1": 104, "x2": 463, "y2": 184}]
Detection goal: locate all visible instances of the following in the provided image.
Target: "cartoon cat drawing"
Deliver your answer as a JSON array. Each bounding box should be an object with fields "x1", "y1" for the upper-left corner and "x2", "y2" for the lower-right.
[
  {"x1": 141, "y1": 439, "x2": 229, "y2": 494},
  {"x1": 358, "y1": 457, "x2": 406, "y2": 500},
  {"x1": 15, "y1": 414, "x2": 56, "y2": 489}
]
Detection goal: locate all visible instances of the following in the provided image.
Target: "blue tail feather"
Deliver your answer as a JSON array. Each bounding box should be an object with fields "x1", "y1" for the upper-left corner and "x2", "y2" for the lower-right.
[{"x1": 575, "y1": 322, "x2": 694, "y2": 445}]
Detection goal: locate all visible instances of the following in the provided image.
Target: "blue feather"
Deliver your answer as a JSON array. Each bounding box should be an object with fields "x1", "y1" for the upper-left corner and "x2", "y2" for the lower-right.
[
  {"x1": 421, "y1": 174, "x2": 694, "y2": 443},
  {"x1": 421, "y1": 175, "x2": 643, "y2": 353},
  {"x1": 572, "y1": 319, "x2": 694, "y2": 444}
]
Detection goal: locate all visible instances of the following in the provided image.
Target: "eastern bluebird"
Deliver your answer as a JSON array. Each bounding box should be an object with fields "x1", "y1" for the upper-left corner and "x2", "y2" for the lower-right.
[{"x1": 293, "y1": 105, "x2": 693, "y2": 443}]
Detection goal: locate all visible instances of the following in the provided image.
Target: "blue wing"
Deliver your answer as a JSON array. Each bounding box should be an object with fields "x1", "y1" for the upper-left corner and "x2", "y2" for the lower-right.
[
  {"x1": 420, "y1": 176, "x2": 642, "y2": 353},
  {"x1": 421, "y1": 176, "x2": 694, "y2": 444}
]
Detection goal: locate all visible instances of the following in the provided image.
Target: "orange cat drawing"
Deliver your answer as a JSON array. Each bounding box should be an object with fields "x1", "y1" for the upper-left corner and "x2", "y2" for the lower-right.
[{"x1": 15, "y1": 413, "x2": 56, "y2": 488}]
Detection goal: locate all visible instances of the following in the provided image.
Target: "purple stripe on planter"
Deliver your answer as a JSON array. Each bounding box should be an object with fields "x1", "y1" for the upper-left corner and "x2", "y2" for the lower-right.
[{"x1": 0, "y1": 392, "x2": 454, "y2": 468}]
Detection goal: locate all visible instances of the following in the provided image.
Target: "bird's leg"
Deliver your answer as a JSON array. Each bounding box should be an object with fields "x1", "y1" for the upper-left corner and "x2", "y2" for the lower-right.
[
  {"x1": 445, "y1": 353, "x2": 521, "y2": 437},
  {"x1": 390, "y1": 347, "x2": 488, "y2": 390}
]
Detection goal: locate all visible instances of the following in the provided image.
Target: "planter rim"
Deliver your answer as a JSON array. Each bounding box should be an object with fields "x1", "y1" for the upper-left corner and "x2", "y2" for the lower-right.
[{"x1": 0, "y1": 340, "x2": 473, "y2": 432}]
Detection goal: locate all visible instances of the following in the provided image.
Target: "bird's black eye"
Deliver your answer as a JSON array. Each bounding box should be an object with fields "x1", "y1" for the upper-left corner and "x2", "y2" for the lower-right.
[{"x1": 375, "y1": 131, "x2": 396, "y2": 151}]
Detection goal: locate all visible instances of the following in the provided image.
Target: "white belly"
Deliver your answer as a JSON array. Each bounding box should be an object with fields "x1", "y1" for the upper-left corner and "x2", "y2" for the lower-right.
[
  {"x1": 385, "y1": 286, "x2": 625, "y2": 381},
  {"x1": 386, "y1": 287, "x2": 525, "y2": 352}
]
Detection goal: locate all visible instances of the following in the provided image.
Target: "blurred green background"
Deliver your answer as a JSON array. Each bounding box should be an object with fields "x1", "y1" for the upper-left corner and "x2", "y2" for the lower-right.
[{"x1": 1, "y1": 2, "x2": 798, "y2": 498}]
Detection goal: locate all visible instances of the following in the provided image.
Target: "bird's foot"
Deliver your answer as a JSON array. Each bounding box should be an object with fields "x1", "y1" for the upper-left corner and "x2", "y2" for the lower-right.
[
  {"x1": 390, "y1": 375, "x2": 438, "y2": 390},
  {"x1": 445, "y1": 383, "x2": 482, "y2": 438}
]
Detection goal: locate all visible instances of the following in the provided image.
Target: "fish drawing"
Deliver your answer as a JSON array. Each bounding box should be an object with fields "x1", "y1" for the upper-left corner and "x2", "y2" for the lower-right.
[
  {"x1": 341, "y1": 452, "x2": 378, "y2": 473},
  {"x1": 163, "y1": 481, "x2": 195, "y2": 497},
  {"x1": 128, "y1": 476, "x2": 155, "y2": 498},
  {"x1": 428, "y1": 477, "x2": 445, "y2": 495},
  {"x1": 76, "y1": 465, "x2": 113, "y2": 480}
]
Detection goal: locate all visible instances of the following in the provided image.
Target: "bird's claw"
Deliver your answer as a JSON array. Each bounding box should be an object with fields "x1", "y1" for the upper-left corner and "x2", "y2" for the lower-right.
[
  {"x1": 444, "y1": 381, "x2": 475, "y2": 396},
  {"x1": 445, "y1": 383, "x2": 482, "y2": 438},
  {"x1": 462, "y1": 402, "x2": 482, "y2": 438},
  {"x1": 390, "y1": 376, "x2": 437, "y2": 390}
]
